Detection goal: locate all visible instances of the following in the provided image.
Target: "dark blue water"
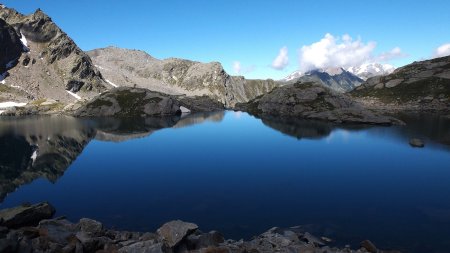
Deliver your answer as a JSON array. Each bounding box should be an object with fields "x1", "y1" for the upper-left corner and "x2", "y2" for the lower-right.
[{"x1": 0, "y1": 111, "x2": 449, "y2": 252}]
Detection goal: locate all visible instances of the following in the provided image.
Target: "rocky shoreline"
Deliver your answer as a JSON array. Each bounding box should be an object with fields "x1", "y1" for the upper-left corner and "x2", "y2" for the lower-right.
[{"x1": 0, "y1": 202, "x2": 401, "y2": 253}]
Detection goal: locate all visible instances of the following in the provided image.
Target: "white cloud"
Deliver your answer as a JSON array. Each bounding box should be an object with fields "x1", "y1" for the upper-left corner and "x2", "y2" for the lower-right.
[
  {"x1": 271, "y1": 46, "x2": 289, "y2": 70},
  {"x1": 298, "y1": 33, "x2": 406, "y2": 72},
  {"x1": 433, "y1": 43, "x2": 450, "y2": 58},
  {"x1": 232, "y1": 61, "x2": 255, "y2": 75},
  {"x1": 376, "y1": 47, "x2": 407, "y2": 62},
  {"x1": 233, "y1": 61, "x2": 241, "y2": 74}
]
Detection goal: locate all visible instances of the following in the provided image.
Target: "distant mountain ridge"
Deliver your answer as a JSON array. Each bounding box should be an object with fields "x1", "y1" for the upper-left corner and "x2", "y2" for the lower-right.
[
  {"x1": 282, "y1": 67, "x2": 363, "y2": 92},
  {"x1": 0, "y1": 5, "x2": 278, "y2": 113},
  {"x1": 347, "y1": 62, "x2": 395, "y2": 80},
  {"x1": 87, "y1": 47, "x2": 279, "y2": 106}
]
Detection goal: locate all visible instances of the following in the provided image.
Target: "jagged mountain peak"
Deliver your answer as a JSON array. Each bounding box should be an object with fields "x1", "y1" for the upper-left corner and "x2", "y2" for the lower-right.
[
  {"x1": 282, "y1": 67, "x2": 363, "y2": 93},
  {"x1": 87, "y1": 46, "x2": 278, "y2": 106},
  {"x1": 0, "y1": 4, "x2": 107, "y2": 105},
  {"x1": 314, "y1": 67, "x2": 345, "y2": 76},
  {"x1": 346, "y1": 62, "x2": 395, "y2": 80}
]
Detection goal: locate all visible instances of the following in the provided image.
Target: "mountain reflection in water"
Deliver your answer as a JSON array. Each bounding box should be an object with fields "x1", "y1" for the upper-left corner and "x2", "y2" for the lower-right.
[
  {"x1": 0, "y1": 112, "x2": 225, "y2": 201},
  {"x1": 0, "y1": 111, "x2": 449, "y2": 253}
]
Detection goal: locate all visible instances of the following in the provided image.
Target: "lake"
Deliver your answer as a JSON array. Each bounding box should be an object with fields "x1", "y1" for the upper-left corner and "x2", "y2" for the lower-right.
[{"x1": 0, "y1": 111, "x2": 449, "y2": 253}]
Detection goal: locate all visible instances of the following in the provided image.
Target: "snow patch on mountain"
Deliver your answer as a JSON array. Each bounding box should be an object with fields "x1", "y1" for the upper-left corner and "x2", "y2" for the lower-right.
[{"x1": 347, "y1": 63, "x2": 395, "y2": 80}]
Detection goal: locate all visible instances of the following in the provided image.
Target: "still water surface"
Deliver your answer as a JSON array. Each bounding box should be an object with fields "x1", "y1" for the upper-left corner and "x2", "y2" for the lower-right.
[{"x1": 0, "y1": 111, "x2": 449, "y2": 253}]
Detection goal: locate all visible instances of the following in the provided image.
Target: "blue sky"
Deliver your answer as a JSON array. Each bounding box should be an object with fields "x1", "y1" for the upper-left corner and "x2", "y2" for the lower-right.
[{"x1": 3, "y1": 0, "x2": 450, "y2": 79}]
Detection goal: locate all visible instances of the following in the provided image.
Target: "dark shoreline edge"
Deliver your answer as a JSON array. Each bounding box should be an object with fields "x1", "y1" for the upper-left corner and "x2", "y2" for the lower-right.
[{"x1": 0, "y1": 202, "x2": 401, "y2": 253}]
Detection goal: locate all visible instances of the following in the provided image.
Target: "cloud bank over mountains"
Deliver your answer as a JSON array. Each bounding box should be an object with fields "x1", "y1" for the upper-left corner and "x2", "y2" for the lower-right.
[
  {"x1": 297, "y1": 33, "x2": 406, "y2": 72},
  {"x1": 269, "y1": 33, "x2": 407, "y2": 74}
]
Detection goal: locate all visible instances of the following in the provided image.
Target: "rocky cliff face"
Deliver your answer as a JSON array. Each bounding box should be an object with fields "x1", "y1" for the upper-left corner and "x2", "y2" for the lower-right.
[
  {"x1": 352, "y1": 56, "x2": 450, "y2": 111},
  {"x1": 0, "y1": 6, "x2": 107, "y2": 104},
  {"x1": 236, "y1": 82, "x2": 401, "y2": 125},
  {"x1": 87, "y1": 47, "x2": 278, "y2": 107},
  {"x1": 0, "y1": 18, "x2": 24, "y2": 74}
]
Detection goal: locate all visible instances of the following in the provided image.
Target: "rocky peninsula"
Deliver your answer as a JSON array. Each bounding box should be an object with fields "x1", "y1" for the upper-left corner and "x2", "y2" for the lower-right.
[{"x1": 0, "y1": 202, "x2": 401, "y2": 253}]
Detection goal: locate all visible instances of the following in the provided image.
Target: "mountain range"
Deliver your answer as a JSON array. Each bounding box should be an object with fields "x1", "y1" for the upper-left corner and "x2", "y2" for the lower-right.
[
  {"x1": 0, "y1": 5, "x2": 278, "y2": 110},
  {"x1": 0, "y1": 4, "x2": 448, "y2": 117},
  {"x1": 281, "y1": 63, "x2": 395, "y2": 93},
  {"x1": 282, "y1": 67, "x2": 363, "y2": 92},
  {"x1": 87, "y1": 47, "x2": 277, "y2": 106}
]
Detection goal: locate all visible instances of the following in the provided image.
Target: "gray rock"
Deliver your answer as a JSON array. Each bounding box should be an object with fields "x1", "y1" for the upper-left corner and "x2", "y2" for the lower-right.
[
  {"x1": 178, "y1": 95, "x2": 224, "y2": 112},
  {"x1": 78, "y1": 218, "x2": 103, "y2": 235},
  {"x1": 302, "y1": 232, "x2": 325, "y2": 246},
  {"x1": 118, "y1": 241, "x2": 168, "y2": 253},
  {"x1": 0, "y1": 6, "x2": 107, "y2": 104},
  {"x1": 73, "y1": 87, "x2": 181, "y2": 117},
  {"x1": 38, "y1": 219, "x2": 77, "y2": 245},
  {"x1": 76, "y1": 231, "x2": 110, "y2": 252},
  {"x1": 352, "y1": 55, "x2": 450, "y2": 112},
  {"x1": 87, "y1": 46, "x2": 278, "y2": 107},
  {"x1": 360, "y1": 240, "x2": 377, "y2": 253},
  {"x1": 238, "y1": 82, "x2": 401, "y2": 125},
  {"x1": 0, "y1": 18, "x2": 23, "y2": 73},
  {"x1": 409, "y1": 138, "x2": 425, "y2": 148},
  {"x1": 374, "y1": 83, "x2": 384, "y2": 89},
  {"x1": 185, "y1": 230, "x2": 224, "y2": 249},
  {"x1": 157, "y1": 220, "x2": 198, "y2": 248},
  {"x1": 0, "y1": 202, "x2": 55, "y2": 228},
  {"x1": 385, "y1": 79, "x2": 403, "y2": 88}
]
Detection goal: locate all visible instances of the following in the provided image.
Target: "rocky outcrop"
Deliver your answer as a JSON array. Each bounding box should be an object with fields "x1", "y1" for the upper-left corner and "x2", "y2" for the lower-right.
[
  {"x1": 178, "y1": 95, "x2": 224, "y2": 112},
  {"x1": 0, "y1": 5, "x2": 107, "y2": 104},
  {"x1": 73, "y1": 87, "x2": 182, "y2": 117},
  {"x1": 87, "y1": 46, "x2": 279, "y2": 107},
  {"x1": 237, "y1": 82, "x2": 401, "y2": 125},
  {"x1": 352, "y1": 56, "x2": 450, "y2": 112},
  {"x1": 0, "y1": 18, "x2": 24, "y2": 73},
  {"x1": 0, "y1": 202, "x2": 55, "y2": 228},
  {"x1": 0, "y1": 202, "x2": 401, "y2": 253},
  {"x1": 157, "y1": 220, "x2": 198, "y2": 247}
]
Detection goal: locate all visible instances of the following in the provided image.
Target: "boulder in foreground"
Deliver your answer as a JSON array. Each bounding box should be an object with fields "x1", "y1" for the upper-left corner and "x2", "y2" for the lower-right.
[
  {"x1": 0, "y1": 202, "x2": 55, "y2": 228},
  {"x1": 0, "y1": 202, "x2": 403, "y2": 253},
  {"x1": 157, "y1": 220, "x2": 198, "y2": 248}
]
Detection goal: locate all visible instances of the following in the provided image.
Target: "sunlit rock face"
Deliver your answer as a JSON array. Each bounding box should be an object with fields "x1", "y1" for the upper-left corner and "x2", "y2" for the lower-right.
[
  {"x1": 236, "y1": 82, "x2": 401, "y2": 125},
  {"x1": 352, "y1": 56, "x2": 450, "y2": 111},
  {"x1": 87, "y1": 47, "x2": 279, "y2": 107},
  {"x1": 0, "y1": 6, "x2": 107, "y2": 104}
]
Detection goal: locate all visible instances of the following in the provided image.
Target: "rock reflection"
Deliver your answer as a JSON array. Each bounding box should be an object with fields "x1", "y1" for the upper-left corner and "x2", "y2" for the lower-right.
[
  {"x1": 0, "y1": 116, "x2": 95, "y2": 202},
  {"x1": 0, "y1": 112, "x2": 225, "y2": 201},
  {"x1": 260, "y1": 115, "x2": 371, "y2": 140}
]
